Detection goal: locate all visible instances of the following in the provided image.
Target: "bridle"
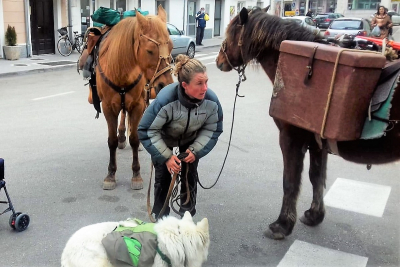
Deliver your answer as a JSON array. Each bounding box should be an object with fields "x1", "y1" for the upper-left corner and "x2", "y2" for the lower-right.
[
  {"x1": 139, "y1": 34, "x2": 173, "y2": 105},
  {"x1": 219, "y1": 24, "x2": 247, "y2": 81}
]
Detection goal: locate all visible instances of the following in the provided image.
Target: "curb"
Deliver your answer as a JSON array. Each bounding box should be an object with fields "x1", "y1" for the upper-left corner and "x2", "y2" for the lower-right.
[{"x1": 0, "y1": 63, "x2": 77, "y2": 78}]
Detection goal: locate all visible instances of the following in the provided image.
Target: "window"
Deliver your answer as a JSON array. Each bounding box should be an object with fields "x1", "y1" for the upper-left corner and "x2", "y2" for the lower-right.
[
  {"x1": 257, "y1": 2, "x2": 264, "y2": 8},
  {"x1": 330, "y1": 20, "x2": 362, "y2": 29},
  {"x1": 350, "y1": 0, "x2": 380, "y2": 10},
  {"x1": 167, "y1": 24, "x2": 180, "y2": 35}
]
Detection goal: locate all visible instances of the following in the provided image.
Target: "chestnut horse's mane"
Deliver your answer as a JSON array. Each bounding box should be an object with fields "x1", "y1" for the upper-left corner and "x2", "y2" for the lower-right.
[
  {"x1": 99, "y1": 15, "x2": 170, "y2": 84},
  {"x1": 227, "y1": 8, "x2": 322, "y2": 62}
]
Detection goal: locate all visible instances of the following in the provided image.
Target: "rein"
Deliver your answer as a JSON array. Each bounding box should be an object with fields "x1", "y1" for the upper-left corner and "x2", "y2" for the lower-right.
[{"x1": 140, "y1": 34, "x2": 173, "y2": 106}]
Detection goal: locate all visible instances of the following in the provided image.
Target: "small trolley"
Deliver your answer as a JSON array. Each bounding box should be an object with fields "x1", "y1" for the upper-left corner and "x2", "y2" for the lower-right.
[{"x1": 0, "y1": 158, "x2": 30, "y2": 231}]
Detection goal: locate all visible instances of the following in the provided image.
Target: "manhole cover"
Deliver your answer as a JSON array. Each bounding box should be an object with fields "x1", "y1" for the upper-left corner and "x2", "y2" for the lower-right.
[
  {"x1": 14, "y1": 64, "x2": 28, "y2": 67},
  {"x1": 38, "y1": 61, "x2": 75, "y2": 66}
]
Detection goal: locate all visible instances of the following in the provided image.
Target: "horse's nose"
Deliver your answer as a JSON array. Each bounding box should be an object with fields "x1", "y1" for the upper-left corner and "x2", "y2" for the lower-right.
[
  {"x1": 216, "y1": 62, "x2": 223, "y2": 71},
  {"x1": 157, "y1": 82, "x2": 165, "y2": 94}
]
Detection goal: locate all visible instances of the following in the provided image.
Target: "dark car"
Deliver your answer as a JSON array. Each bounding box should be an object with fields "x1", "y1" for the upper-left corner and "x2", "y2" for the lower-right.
[{"x1": 314, "y1": 13, "x2": 341, "y2": 29}]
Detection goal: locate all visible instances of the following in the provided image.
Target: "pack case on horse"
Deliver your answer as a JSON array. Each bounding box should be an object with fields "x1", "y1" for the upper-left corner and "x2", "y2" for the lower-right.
[
  {"x1": 78, "y1": 6, "x2": 173, "y2": 190},
  {"x1": 216, "y1": 6, "x2": 400, "y2": 240}
]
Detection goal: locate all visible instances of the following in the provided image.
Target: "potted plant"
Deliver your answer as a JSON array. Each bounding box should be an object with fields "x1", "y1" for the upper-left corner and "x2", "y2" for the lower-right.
[{"x1": 3, "y1": 25, "x2": 20, "y2": 60}]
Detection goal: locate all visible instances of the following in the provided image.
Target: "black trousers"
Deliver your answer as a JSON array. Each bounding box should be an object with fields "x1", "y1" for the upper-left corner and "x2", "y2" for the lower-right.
[
  {"x1": 152, "y1": 146, "x2": 199, "y2": 218},
  {"x1": 196, "y1": 27, "x2": 205, "y2": 45}
]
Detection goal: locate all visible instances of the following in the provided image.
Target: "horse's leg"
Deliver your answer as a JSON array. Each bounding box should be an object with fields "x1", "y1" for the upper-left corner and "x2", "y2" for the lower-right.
[
  {"x1": 299, "y1": 140, "x2": 327, "y2": 226},
  {"x1": 103, "y1": 105, "x2": 119, "y2": 190},
  {"x1": 128, "y1": 103, "x2": 145, "y2": 190},
  {"x1": 117, "y1": 110, "x2": 127, "y2": 149},
  {"x1": 264, "y1": 122, "x2": 309, "y2": 240}
]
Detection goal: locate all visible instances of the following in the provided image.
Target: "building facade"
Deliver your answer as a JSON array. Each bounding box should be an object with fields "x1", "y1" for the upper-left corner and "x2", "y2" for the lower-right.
[{"x1": 0, "y1": 0, "x2": 396, "y2": 59}]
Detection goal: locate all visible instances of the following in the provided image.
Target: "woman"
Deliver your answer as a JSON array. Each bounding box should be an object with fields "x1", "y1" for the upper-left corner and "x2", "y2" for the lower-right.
[
  {"x1": 371, "y1": 6, "x2": 393, "y2": 39},
  {"x1": 138, "y1": 54, "x2": 223, "y2": 219}
]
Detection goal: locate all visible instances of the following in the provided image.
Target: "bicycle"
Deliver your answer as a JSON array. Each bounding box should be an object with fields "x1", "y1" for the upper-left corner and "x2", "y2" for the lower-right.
[{"x1": 57, "y1": 26, "x2": 85, "y2": 56}]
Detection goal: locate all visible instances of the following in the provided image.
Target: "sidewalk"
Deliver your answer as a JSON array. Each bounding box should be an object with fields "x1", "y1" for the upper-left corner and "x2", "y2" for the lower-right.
[{"x1": 0, "y1": 36, "x2": 224, "y2": 78}]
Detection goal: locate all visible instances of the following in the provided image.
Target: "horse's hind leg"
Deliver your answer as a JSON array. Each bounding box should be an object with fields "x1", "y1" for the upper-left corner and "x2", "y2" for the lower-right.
[
  {"x1": 103, "y1": 106, "x2": 119, "y2": 190},
  {"x1": 264, "y1": 123, "x2": 310, "y2": 240},
  {"x1": 300, "y1": 139, "x2": 327, "y2": 226},
  {"x1": 117, "y1": 110, "x2": 127, "y2": 149},
  {"x1": 128, "y1": 103, "x2": 145, "y2": 190}
]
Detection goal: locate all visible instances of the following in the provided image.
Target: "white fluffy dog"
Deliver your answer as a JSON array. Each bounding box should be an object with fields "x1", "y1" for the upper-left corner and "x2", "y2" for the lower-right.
[{"x1": 61, "y1": 212, "x2": 210, "y2": 267}]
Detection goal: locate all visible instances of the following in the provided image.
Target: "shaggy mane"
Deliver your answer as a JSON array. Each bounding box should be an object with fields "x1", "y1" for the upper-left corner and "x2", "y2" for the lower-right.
[{"x1": 227, "y1": 8, "x2": 322, "y2": 62}]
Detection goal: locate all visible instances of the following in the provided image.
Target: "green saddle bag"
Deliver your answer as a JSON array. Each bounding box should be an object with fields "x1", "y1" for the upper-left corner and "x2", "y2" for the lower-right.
[{"x1": 91, "y1": 7, "x2": 121, "y2": 26}]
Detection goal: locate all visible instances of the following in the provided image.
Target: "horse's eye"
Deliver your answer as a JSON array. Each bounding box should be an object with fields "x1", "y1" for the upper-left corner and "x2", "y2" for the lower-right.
[{"x1": 147, "y1": 50, "x2": 154, "y2": 55}]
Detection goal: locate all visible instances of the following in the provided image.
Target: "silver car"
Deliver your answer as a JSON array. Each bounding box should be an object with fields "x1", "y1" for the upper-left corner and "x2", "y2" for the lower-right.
[
  {"x1": 282, "y1": 16, "x2": 320, "y2": 35},
  {"x1": 167, "y1": 23, "x2": 196, "y2": 58},
  {"x1": 324, "y1": 17, "x2": 372, "y2": 41}
]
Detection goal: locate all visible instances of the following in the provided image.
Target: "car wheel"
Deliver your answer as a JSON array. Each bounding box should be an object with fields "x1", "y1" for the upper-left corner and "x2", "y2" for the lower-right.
[{"x1": 187, "y1": 43, "x2": 195, "y2": 59}]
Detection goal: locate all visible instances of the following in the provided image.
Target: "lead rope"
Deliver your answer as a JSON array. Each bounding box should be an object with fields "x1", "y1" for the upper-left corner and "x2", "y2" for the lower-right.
[{"x1": 197, "y1": 69, "x2": 246, "y2": 189}]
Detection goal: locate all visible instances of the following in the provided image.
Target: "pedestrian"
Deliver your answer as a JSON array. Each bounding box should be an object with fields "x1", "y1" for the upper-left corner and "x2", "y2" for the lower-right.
[
  {"x1": 196, "y1": 7, "x2": 207, "y2": 45},
  {"x1": 371, "y1": 5, "x2": 393, "y2": 39},
  {"x1": 138, "y1": 54, "x2": 223, "y2": 219},
  {"x1": 306, "y1": 9, "x2": 313, "y2": 17}
]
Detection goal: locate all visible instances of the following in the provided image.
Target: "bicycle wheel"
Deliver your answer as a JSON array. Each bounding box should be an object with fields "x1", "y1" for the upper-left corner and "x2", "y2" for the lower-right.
[
  {"x1": 75, "y1": 36, "x2": 84, "y2": 54},
  {"x1": 57, "y1": 37, "x2": 72, "y2": 56}
]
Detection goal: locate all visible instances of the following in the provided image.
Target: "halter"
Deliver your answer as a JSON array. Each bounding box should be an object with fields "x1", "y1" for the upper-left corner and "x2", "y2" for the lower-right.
[
  {"x1": 219, "y1": 24, "x2": 247, "y2": 81},
  {"x1": 140, "y1": 34, "x2": 173, "y2": 105}
]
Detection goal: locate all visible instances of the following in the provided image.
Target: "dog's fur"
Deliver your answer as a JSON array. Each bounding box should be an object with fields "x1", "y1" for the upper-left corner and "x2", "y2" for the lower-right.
[{"x1": 61, "y1": 212, "x2": 210, "y2": 267}]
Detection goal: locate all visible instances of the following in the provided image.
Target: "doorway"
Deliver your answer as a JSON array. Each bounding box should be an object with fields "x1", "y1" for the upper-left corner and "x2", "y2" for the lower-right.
[
  {"x1": 30, "y1": 0, "x2": 55, "y2": 55},
  {"x1": 214, "y1": 0, "x2": 222, "y2": 36},
  {"x1": 187, "y1": 0, "x2": 197, "y2": 36}
]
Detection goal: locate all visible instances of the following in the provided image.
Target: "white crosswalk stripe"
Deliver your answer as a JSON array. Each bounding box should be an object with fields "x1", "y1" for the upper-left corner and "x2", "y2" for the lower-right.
[{"x1": 279, "y1": 240, "x2": 368, "y2": 267}]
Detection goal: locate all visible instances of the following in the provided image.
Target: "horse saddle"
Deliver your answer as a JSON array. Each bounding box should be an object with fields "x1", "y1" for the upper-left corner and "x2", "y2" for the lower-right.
[{"x1": 370, "y1": 60, "x2": 400, "y2": 112}]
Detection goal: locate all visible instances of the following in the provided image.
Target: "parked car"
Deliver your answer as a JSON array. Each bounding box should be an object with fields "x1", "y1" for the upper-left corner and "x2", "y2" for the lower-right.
[
  {"x1": 282, "y1": 16, "x2": 320, "y2": 34},
  {"x1": 314, "y1": 13, "x2": 341, "y2": 28},
  {"x1": 167, "y1": 23, "x2": 195, "y2": 58},
  {"x1": 324, "y1": 17, "x2": 372, "y2": 41}
]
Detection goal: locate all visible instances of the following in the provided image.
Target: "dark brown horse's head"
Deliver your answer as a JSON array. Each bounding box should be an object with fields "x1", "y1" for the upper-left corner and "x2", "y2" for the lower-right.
[
  {"x1": 216, "y1": 6, "x2": 270, "y2": 72},
  {"x1": 135, "y1": 5, "x2": 174, "y2": 93}
]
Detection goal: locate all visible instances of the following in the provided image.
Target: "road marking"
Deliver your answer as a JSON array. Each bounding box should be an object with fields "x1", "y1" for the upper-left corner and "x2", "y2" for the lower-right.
[
  {"x1": 194, "y1": 53, "x2": 207, "y2": 57},
  {"x1": 32, "y1": 91, "x2": 75, "y2": 101},
  {"x1": 278, "y1": 240, "x2": 368, "y2": 267},
  {"x1": 324, "y1": 178, "x2": 391, "y2": 217},
  {"x1": 195, "y1": 55, "x2": 217, "y2": 60},
  {"x1": 205, "y1": 62, "x2": 216, "y2": 65}
]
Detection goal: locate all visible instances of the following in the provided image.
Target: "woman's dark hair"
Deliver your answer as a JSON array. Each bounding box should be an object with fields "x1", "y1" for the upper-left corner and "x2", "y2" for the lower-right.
[{"x1": 376, "y1": 5, "x2": 387, "y2": 15}]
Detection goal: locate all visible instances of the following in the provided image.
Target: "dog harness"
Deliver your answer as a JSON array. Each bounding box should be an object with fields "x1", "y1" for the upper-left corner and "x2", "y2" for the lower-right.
[{"x1": 102, "y1": 219, "x2": 171, "y2": 267}]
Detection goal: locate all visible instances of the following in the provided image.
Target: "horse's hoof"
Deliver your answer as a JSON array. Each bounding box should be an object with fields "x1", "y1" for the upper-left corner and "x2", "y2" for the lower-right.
[
  {"x1": 131, "y1": 177, "x2": 143, "y2": 190},
  {"x1": 118, "y1": 141, "x2": 127, "y2": 149},
  {"x1": 103, "y1": 177, "x2": 116, "y2": 190},
  {"x1": 299, "y1": 210, "x2": 325, "y2": 226},
  {"x1": 263, "y1": 228, "x2": 286, "y2": 240}
]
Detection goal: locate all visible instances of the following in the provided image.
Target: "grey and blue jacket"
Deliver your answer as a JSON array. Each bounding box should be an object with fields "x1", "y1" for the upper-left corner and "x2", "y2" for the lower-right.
[{"x1": 138, "y1": 82, "x2": 223, "y2": 165}]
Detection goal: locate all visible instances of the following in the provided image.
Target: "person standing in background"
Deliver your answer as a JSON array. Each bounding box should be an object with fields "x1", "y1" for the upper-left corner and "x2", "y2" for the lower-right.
[{"x1": 196, "y1": 7, "x2": 206, "y2": 45}]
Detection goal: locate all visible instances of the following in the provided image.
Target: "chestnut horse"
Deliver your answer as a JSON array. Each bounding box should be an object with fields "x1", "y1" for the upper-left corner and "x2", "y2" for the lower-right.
[
  {"x1": 216, "y1": 7, "x2": 400, "y2": 239},
  {"x1": 96, "y1": 6, "x2": 173, "y2": 190}
]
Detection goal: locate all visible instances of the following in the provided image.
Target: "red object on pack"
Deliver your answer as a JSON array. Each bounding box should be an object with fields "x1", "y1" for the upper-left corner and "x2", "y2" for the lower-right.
[{"x1": 356, "y1": 36, "x2": 400, "y2": 50}]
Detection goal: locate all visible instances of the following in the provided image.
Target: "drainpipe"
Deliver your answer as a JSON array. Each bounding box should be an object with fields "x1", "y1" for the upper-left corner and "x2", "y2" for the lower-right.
[
  {"x1": 68, "y1": 0, "x2": 74, "y2": 44},
  {"x1": 183, "y1": 0, "x2": 186, "y2": 33},
  {"x1": 24, "y1": 0, "x2": 31, "y2": 57}
]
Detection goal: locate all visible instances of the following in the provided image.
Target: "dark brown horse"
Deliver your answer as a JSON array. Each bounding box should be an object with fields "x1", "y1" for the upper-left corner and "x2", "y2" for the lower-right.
[
  {"x1": 216, "y1": 7, "x2": 400, "y2": 239},
  {"x1": 96, "y1": 6, "x2": 173, "y2": 190}
]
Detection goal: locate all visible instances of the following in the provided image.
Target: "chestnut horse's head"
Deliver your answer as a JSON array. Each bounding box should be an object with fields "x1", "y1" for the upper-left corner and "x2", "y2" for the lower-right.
[
  {"x1": 216, "y1": 6, "x2": 270, "y2": 72},
  {"x1": 134, "y1": 5, "x2": 173, "y2": 94}
]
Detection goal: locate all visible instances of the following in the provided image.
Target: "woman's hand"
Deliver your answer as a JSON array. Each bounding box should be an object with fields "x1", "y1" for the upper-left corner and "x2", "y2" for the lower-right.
[
  {"x1": 166, "y1": 155, "x2": 181, "y2": 174},
  {"x1": 182, "y1": 149, "x2": 196, "y2": 163}
]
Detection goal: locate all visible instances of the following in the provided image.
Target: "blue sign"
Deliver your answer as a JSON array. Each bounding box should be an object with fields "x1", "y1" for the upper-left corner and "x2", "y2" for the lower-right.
[{"x1": 292, "y1": 2, "x2": 296, "y2": 8}]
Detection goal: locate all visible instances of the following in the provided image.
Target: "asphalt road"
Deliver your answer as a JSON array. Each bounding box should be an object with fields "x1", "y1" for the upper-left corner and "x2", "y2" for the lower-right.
[{"x1": 0, "y1": 48, "x2": 399, "y2": 266}]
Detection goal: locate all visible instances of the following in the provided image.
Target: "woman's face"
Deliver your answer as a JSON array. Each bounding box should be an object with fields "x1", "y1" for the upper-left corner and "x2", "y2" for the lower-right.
[
  {"x1": 379, "y1": 7, "x2": 385, "y2": 14},
  {"x1": 182, "y1": 72, "x2": 208, "y2": 100}
]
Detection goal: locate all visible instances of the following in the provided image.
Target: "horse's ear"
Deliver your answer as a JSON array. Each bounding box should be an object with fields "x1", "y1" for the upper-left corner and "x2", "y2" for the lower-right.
[
  {"x1": 263, "y1": 5, "x2": 270, "y2": 13},
  {"x1": 239, "y1": 7, "x2": 248, "y2": 24},
  {"x1": 157, "y1": 4, "x2": 167, "y2": 23},
  {"x1": 136, "y1": 9, "x2": 148, "y2": 29}
]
